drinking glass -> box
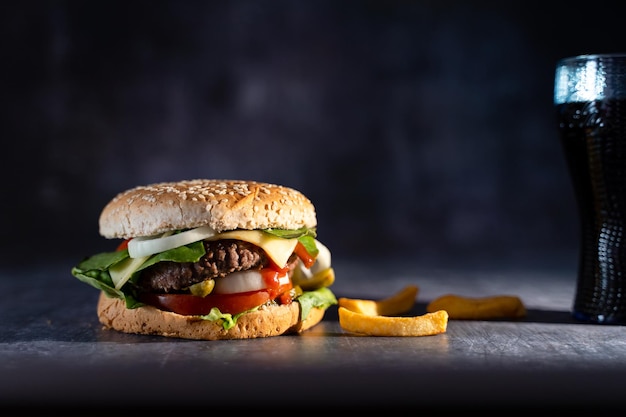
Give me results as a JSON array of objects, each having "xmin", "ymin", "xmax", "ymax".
[{"xmin": 554, "ymin": 53, "xmax": 626, "ymax": 324}]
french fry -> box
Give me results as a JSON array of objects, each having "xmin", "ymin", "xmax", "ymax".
[
  {"xmin": 338, "ymin": 307, "xmax": 448, "ymax": 337},
  {"xmin": 337, "ymin": 297, "xmax": 379, "ymax": 316},
  {"xmin": 338, "ymin": 285, "xmax": 419, "ymax": 316},
  {"xmin": 426, "ymin": 294, "xmax": 526, "ymax": 320}
]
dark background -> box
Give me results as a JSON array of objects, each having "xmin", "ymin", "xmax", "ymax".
[{"xmin": 3, "ymin": 0, "xmax": 625, "ymax": 272}]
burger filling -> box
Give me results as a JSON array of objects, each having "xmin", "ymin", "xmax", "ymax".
[
  {"xmin": 136, "ymin": 240, "xmax": 281, "ymax": 293},
  {"xmin": 71, "ymin": 228, "xmax": 337, "ymax": 330},
  {"xmin": 133, "ymin": 240, "xmax": 300, "ymax": 316}
]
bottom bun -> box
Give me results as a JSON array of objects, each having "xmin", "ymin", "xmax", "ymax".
[{"xmin": 96, "ymin": 292, "xmax": 326, "ymax": 340}]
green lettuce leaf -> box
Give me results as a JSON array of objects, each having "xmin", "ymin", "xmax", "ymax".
[
  {"xmin": 263, "ymin": 227, "xmax": 316, "ymax": 239},
  {"xmin": 71, "ymin": 250, "xmax": 128, "ymax": 300},
  {"xmin": 127, "ymin": 241, "xmax": 205, "ymax": 280},
  {"xmin": 296, "ymin": 287, "xmax": 338, "ymax": 321},
  {"xmin": 70, "ymin": 241, "xmax": 206, "ymax": 305},
  {"xmin": 200, "ymin": 307, "xmax": 237, "ymax": 329}
]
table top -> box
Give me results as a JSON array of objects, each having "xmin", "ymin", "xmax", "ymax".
[{"xmin": 2, "ymin": 258, "xmax": 626, "ymax": 412}]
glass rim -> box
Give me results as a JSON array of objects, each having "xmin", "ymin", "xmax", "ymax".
[
  {"xmin": 558, "ymin": 53, "xmax": 626, "ymax": 65},
  {"xmin": 555, "ymin": 53, "xmax": 626, "ymax": 104}
]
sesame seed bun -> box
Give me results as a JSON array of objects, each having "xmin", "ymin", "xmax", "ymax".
[
  {"xmin": 96, "ymin": 292, "xmax": 326, "ymax": 340},
  {"xmin": 99, "ymin": 179, "xmax": 317, "ymax": 239}
]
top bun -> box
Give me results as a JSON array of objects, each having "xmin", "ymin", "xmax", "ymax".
[{"xmin": 99, "ymin": 179, "xmax": 317, "ymax": 239}]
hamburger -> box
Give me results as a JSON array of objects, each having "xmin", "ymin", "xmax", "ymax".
[{"xmin": 71, "ymin": 179, "xmax": 337, "ymax": 340}]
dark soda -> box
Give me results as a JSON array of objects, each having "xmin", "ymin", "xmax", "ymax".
[{"xmin": 556, "ymin": 99, "xmax": 626, "ymax": 324}]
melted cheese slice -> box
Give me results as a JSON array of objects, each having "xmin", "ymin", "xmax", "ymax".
[{"xmin": 207, "ymin": 230, "xmax": 298, "ymax": 268}]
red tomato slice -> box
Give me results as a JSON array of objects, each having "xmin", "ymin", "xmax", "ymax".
[
  {"xmin": 139, "ymin": 281, "xmax": 294, "ymax": 316},
  {"xmin": 139, "ymin": 291, "xmax": 271, "ymax": 316}
]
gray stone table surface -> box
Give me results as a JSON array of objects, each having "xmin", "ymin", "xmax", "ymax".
[{"xmin": 2, "ymin": 259, "xmax": 625, "ymax": 412}]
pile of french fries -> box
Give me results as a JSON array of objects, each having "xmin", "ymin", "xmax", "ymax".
[
  {"xmin": 338, "ymin": 285, "xmax": 526, "ymax": 337},
  {"xmin": 338, "ymin": 285, "xmax": 448, "ymax": 337}
]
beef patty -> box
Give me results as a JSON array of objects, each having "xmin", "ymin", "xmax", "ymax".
[{"xmin": 135, "ymin": 239, "xmax": 297, "ymax": 293}]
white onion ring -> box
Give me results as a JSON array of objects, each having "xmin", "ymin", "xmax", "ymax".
[
  {"xmin": 127, "ymin": 226, "xmax": 217, "ymax": 258},
  {"xmin": 213, "ymin": 270, "xmax": 290, "ymax": 294}
]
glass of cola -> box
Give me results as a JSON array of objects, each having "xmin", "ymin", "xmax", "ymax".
[{"xmin": 555, "ymin": 53, "xmax": 626, "ymax": 324}]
